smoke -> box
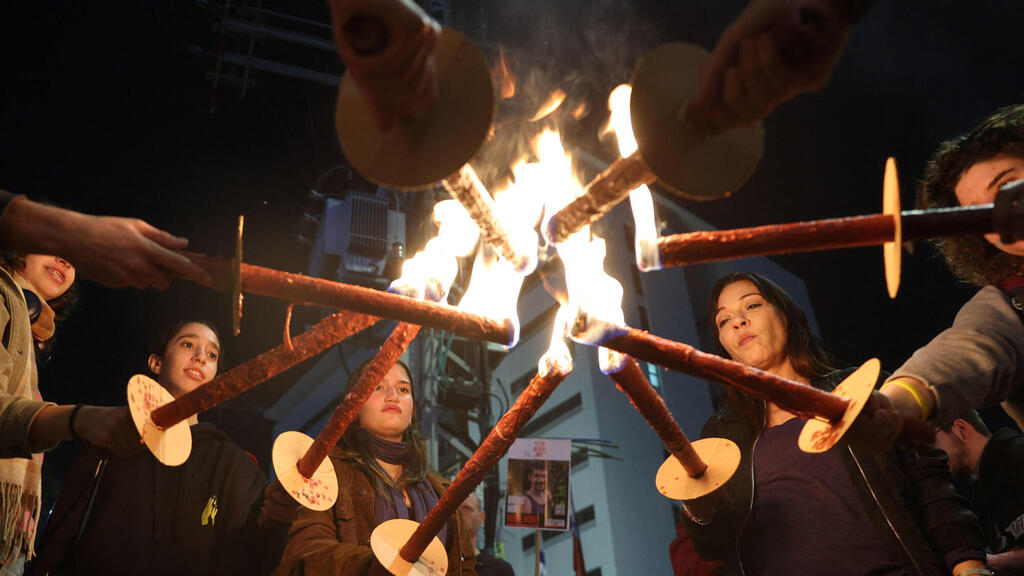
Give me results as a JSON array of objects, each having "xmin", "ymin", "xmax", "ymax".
[{"xmin": 455, "ymin": 0, "xmax": 667, "ymax": 192}]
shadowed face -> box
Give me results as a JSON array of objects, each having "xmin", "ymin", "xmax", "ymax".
[
  {"xmin": 357, "ymin": 364, "xmax": 414, "ymax": 442},
  {"xmin": 955, "ymin": 155, "xmax": 1024, "ymax": 256}
]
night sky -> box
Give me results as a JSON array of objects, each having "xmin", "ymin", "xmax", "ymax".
[{"xmin": 2, "ymin": 0, "xmax": 1023, "ymax": 457}]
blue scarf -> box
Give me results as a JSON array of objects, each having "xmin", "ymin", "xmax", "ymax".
[{"xmin": 360, "ymin": 428, "xmax": 448, "ymax": 545}]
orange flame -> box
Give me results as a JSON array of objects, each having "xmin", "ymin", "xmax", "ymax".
[
  {"xmin": 530, "ymin": 89, "xmax": 566, "ymax": 122},
  {"xmin": 608, "ymin": 84, "xmax": 660, "ymax": 271},
  {"xmin": 496, "ymin": 47, "xmax": 516, "ymax": 100}
]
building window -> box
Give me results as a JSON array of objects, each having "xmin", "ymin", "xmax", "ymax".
[{"xmin": 646, "ymin": 362, "xmax": 661, "ymax": 389}]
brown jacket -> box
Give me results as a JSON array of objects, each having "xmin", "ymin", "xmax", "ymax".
[{"xmin": 274, "ymin": 446, "xmax": 476, "ymax": 576}]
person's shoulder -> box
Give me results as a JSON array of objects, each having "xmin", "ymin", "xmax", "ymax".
[{"xmin": 961, "ymin": 284, "xmax": 1018, "ymax": 317}]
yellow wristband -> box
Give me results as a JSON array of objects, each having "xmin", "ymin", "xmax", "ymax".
[{"xmin": 881, "ymin": 379, "xmax": 930, "ymax": 421}]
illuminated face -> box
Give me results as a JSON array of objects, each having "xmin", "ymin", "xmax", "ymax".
[
  {"xmin": 148, "ymin": 322, "xmax": 220, "ymax": 398},
  {"xmin": 22, "ymin": 255, "xmax": 76, "ymax": 301},
  {"xmin": 954, "ymin": 155, "xmax": 1024, "ymax": 256},
  {"xmin": 357, "ymin": 364, "xmax": 414, "ymax": 442},
  {"xmin": 529, "ymin": 468, "xmax": 547, "ymax": 492},
  {"xmin": 714, "ymin": 280, "xmax": 789, "ymax": 371}
]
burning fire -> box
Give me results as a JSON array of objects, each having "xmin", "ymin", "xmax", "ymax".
[
  {"xmin": 607, "ymin": 84, "xmax": 661, "ymax": 271},
  {"xmin": 389, "ymin": 199, "xmax": 479, "ymax": 302},
  {"xmin": 534, "ymin": 129, "xmax": 628, "ymax": 374}
]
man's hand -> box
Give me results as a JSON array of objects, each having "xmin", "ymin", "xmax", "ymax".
[
  {"xmin": 689, "ymin": 0, "xmax": 850, "ymax": 132},
  {"xmin": 0, "ymin": 196, "xmax": 211, "ymax": 290},
  {"xmin": 329, "ymin": 0, "xmax": 441, "ymax": 131}
]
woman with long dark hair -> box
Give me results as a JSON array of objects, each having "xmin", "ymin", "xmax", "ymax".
[
  {"xmin": 275, "ymin": 360, "xmax": 475, "ymax": 576},
  {"xmin": 673, "ymin": 272, "xmax": 988, "ymax": 576}
]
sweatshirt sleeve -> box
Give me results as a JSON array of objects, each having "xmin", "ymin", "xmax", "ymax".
[
  {"xmin": 897, "ymin": 446, "xmax": 986, "ymax": 572},
  {"xmin": 888, "ymin": 286, "xmax": 1024, "ymax": 423}
]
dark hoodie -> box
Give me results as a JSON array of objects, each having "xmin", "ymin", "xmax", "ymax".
[
  {"xmin": 30, "ymin": 422, "xmax": 288, "ymax": 575},
  {"xmin": 975, "ymin": 427, "xmax": 1024, "ymax": 552}
]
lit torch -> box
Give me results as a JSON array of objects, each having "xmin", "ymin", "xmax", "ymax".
[
  {"xmin": 369, "ymin": 308, "xmax": 575, "ymax": 576},
  {"xmin": 270, "ymin": 198, "xmax": 484, "ymax": 511}
]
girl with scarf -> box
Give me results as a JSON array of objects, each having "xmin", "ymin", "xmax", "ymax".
[
  {"xmin": 0, "ymin": 253, "xmax": 138, "ymax": 573},
  {"xmin": 275, "ymin": 360, "xmax": 475, "ymax": 576}
]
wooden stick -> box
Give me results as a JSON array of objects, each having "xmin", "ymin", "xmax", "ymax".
[
  {"xmin": 545, "ymin": 152, "xmax": 656, "ymax": 244},
  {"xmin": 572, "ymin": 314, "xmax": 847, "ymax": 422},
  {"xmin": 607, "ymin": 357, "xmax": 706, "ymax": 477},
  {"xmin": 151, "ymin": 310, "xmax": 379, "ymax": 429},
  {"xmin": 184, "ymin": 252, "xmax": 516, "ymax": 346},
  {"xmin": 296, "ymin": 322, "xmax": 421, "ymax": 479},
  {"xmin": 397, "ymin": 364, "xmax": 571, "ymax": 562},
  {"xmin": 443, "ymin": 164, "xmax": 534, "ymax": 273},
  {"xmin": 656, "ymin": 204, "xmax": 995, "ymax": 268}
]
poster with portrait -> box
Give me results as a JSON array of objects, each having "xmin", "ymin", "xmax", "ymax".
[{"xmin": 504, "ymin": 438, "xmax": 570, "ymax": 530}]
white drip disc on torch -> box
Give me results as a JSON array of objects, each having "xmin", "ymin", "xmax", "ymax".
[
  {"xmin": 272, "ymin": 431, "xmax": 339, "ymax": 511},
  {"xmin": 798, "ymin": 358, "xmax": 881, "ymax": 453},
  {"xmin": 655, "ymin": 437, "xmax": 740, "ymax": 501},
  {"xmin": 883, "ymin": 157, "xmax": 902, "ymax": 299},
  {"xmin": 371, "ymin": 519, "xmax": 448, "ymax": 576},
  {"xmin": 126, "ymin": 374, "xmax": 192, "ymax": 467}
]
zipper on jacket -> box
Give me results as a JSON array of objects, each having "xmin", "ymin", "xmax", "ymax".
[
  {"xmin": 734, "ymin": 427, "xmax": 762, "ymax": 576},
  {"xmin": 848, "ymin": 448, "xmax": 925, "ymax": 576}
]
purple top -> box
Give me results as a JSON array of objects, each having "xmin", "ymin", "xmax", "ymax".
[{"xmin": 739, "ymin": 417, "xmax": 906, "ymax": 575}]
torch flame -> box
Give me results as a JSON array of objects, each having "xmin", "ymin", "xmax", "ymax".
[
  {"xmin": 496, "ymin": 47, "xmax": 515, "ymax": 100},
  {"xmin": 389, "ymin": 200, "xmax": 479, "ymax": 302},
  {"xmin": 539, "ymin": 305, "xmax": 574, "ymax": 375},
  {"xmin": 534, "ymin": 127, "xmax": 628, "ymax": 374},
  {"xmin": 530, "ymin": 89, "xmax": 567, "ymax": 122},
  {"xmin": 457, "ymin": 244, "xmax": 523, "ymax": 348},
  {"xmin": 608, "ymin": 84, "xmax": 661, "ymax": 271}
]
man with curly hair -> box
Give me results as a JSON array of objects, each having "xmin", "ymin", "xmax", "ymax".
[{"xmin": 876, "ymin": 104, "xmax": 1024, "ymax": 430}]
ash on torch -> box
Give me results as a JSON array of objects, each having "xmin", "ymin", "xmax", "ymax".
[
  {"xmin": 272, "ymin": 322, "xmax": 422, "ymax": 512},
  {"xmin": 603, "ymin": 354, "xmax": 740, "ymax": 502},
  {"xmin": 126, "ymin": 309, "xmax": 381, "ymax": 467},
  {"xmin": 571, "ymin": 311, "xmax": 883, "ymax": 454}
]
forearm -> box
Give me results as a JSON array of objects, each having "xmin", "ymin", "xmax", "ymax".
[
  {"xmin": 27, "ymin": 404, "xmax": 78, "ymax": 451},
  {"xmin": 880, "ymin": 376, "xmax": 937, "ymax": 422},
  {"xmin": 952, "ymin": 559, "xmax": 990, "ymax": 576},
  {"xmin": 0, "ymin": 196, "xmax": 82, "ymax": 256},
  {"xmin": 988, "ymin": 549, "xmax": 1024, "ymax": 573}
]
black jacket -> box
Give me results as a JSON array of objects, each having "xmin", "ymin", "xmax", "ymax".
[
  {"xmin": 30, "ymin": 422, "xmax": 289, "ymax": 575},
  {"xmin": 677, "ymin": 369, "xmax": 986, "ymax": 576},
  {"xmin": 976, "ymin": 427, "xmax": 1024, "ymax": 552}
]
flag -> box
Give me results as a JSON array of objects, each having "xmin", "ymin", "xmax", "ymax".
[{"xmin": 571, "ymin": 497, "xmax": 585, "ymax": 576}]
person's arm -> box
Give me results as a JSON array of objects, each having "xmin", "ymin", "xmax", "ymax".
[
  {"xmin": 987, "ymin": 549, "xmax": 1024, "ymax": 574},
  {"xmin": 328, "ymin": 0, "xmax": 440, "ymax": 131},
  {"xmin": 887, "ymin": 287, "xmax": 1024, "ymax": 425},
  {"xmin": 898, "ymin": 446, "xmax": 988, "ymax": 575},
  {"xmin": 0, "ymin": 194, "xmax": 210, "ymax": 290},
  {"xmin": 28, "ymin": 404, "xmax": 142, "ymax": 458},
  {"xmin": 689, "ymin": 0, "xmax": 870, "ymax": 132}
]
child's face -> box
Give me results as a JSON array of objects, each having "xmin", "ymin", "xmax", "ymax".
[
  {"xmin": 22, "ymin": 255, "xmax": 75, "ymax": 301},
  {"xmin": 955, "ymin": 155, "xmax": 1024, "ymax": 256},
  {"xmin": 148, "ymin": 322, "xmax": 220, "ymax": 398}
]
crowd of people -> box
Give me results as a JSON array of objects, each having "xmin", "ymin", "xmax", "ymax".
[{"xmin": 2, "ymin": 0, "xmax": 1022, "ymax": 574}]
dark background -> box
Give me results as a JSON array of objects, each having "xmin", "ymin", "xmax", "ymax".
[{"xmin": 1, "ymin": 1, "xmax": 1022, "ymax": 470}]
